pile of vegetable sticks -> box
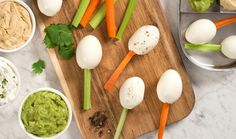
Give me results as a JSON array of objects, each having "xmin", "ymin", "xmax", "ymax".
[{"xmin": 72, "ymin": 0, "xmax": 138, "ymax": 39}]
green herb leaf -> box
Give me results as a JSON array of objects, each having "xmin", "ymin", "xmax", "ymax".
[
  {"xmin": 0, "ymin": 93, "xmax": 4, "ymax": 99},
  {"xmin": 2, "ymin": 79, "xmax": 8, "ymax": 86},
  {"xmin": 43, "ymin": 24, "xmax": 75, "ymax": 60},
  {"xmin": 68, "ymin": 23, "xmax": 74, "ymax": 30},
  {"xmin": 32, "ymin": 60, "xmax": 46, "ymax": 75},
  {"xmin": 45, "ymin": 24, "xmax": 74, "ymax": 47},
  {"xmin": 44, "ymin": 35, "xmax": 55, "ymax": 48},
  {"xmin": 58, "ymin": 45, "xmax": 75, "ymax": 59}
]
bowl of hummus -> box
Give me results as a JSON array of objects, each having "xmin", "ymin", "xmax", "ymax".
[
  {"xmin": 0, "ymin": 0, "xmax": 36, "ymax": 53},
  {"xmin": 19, "ymin": 88, "xmax": 72, "ymax": 139},
  {"xmin": 0, "ymin": 57, "xmax": 20, "ymax": 108}
]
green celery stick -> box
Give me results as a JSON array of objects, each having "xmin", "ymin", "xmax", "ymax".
[
  {"xmin": 83, "ymin": 69, "xmax": 91, "ymax": 110},
  {"xmin": 116, "ymin": 0, "xmax": 137, "ymax": 39},
  {"xmin": 72, "ymin": 0, "xmax": 90, "ymax": 27},
  {"xmin": 185, "ymin": 43, "xmax": 221, "ymax": 51},
  {"xmin": 114, "ymin": 108, "xmax": 128, "ymax": 139}
]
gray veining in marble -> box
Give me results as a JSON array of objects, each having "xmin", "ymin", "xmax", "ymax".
[{"xmin": 0, "ymin": 0, "xmax": 236, "ymax": 139}]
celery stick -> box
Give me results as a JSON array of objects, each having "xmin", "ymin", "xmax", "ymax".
[
  {"xmin": 83, "ymin": 69, "xmax": 91, "ymax": 110},
  {"xmin": 89, "ymin": 0, "xmax": 117, "ymax": 29},
  {"xmin": 116, "ymin": 0, "xmax": 137, "ymax": 40},
  {"xmin": 89, "ymin": 3, "xmax": 106, "ymax": 29},
  {"xmin": 185, "ymin": 43, "xmax": 221, "ymax": 51},
  {"xmin": 72, "ymin": 0, "xmax": 90, "ymax": 27},
  {"xmin": 114, "ymin": 108, "xmax": 128, "ymax": 139}
]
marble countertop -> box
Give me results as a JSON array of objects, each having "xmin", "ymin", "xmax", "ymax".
[{"xmin": 1, "ymin": 0, "xmax": 236, "ymax": 139}]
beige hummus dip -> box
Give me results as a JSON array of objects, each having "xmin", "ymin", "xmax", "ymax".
[
  {"xmin": 0, "ymin": 2, "xmax": 32, "ymax": 50},
  {"xmin": 221, "ymin": 0, "xmax": 236, "ymax": 10}
]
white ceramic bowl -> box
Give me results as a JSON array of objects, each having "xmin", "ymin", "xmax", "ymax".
[
  {"xmin": 0, "ymin": 0, "xmax": 36, "ymax": 53},
  {"xmin": 18, "ymin": 88, "xmax": 72, "ymax": 139},
  {"xmin": 0, "ymin": 57, "xmax": 21, "ymax": 108}
]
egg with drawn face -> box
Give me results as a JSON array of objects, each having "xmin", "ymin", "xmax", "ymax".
[
  {"xmin": 119, "ymin": 77, "xmax": 145, "ymax": 109},
  {"xmin": 128, "ymin": 25, "xmax": 160, "ymax": 55}
]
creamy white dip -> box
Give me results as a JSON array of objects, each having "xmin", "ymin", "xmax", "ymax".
[{"xmin": 0, "ymin": 59, "xmax": 19, "ymax": 106}]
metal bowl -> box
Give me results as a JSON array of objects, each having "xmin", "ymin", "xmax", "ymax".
[{"xmin": 178, "ymin": 0, "xmax": 236, "ymax": 71}]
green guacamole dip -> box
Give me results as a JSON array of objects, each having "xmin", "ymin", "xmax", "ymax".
[
  {"xmin": 21, "ymin": 91, "xmax": 69, "ymax": 137},
  {"xmin": 189, "ymin": 0, "xmax": 214, "ymax": 12}
]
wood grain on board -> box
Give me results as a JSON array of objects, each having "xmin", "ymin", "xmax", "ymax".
[{"xmin": 32, "ymin": 0, "xmax": 195, "ymax": 138}]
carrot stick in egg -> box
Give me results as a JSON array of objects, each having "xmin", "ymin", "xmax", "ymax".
[
  {"xmin": 104, "ymin": 51, "xmax": 136, "ymax": 91},
  {"xmin": 158, "ymin": 103, "xmax": 170, "ymax": 139},
  {"xmin": 215, "ymin": 16, "xmax": 236, "ymax": 29}
]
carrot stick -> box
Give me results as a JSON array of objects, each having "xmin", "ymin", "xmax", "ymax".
[
  {"xmin": 215, "ymin": 16, "xmax": 236, "ymax": 29},
  {"xmin": 104, "ymin": 51, "xmax": 136, "ymax": 91},
  {"xmin": 80, "ymin": 0, "xmax": 101, "ymax": 27},
  {"xmin": 106, "ymin": 0, "xmax": 116, "ymax": 38},
  {"xmin": 158, "ymin": 103, "xmax": 170, "ymax": 139}
]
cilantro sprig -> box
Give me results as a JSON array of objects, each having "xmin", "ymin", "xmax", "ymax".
[
  {"xmin": 32, "ymin": 60, "xmax": 45, "ymax": 75},
  {"xmin": 44, "ymin": 24, "xmax": 75, "ymax": 59}
]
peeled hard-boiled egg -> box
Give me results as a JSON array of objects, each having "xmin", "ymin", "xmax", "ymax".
[
  {"xmin": 119, "ymin": 77, "xmax": 145, "ymax": 109},
  {"xmin": 185, "ymin": 19, "xmax": 217, "ymax": 44},
  {"xmin": 221, "ymin": 35, "xmax": 236, "ymax": 59},
  {"xmin": 128, "ymin": 25, "xmax": 160, "ymax": 55},
  {"xmin": 37, "ymin": 0, "xmax": 63, "ymax": 17},
  {"xmin": 156, "ymin": 69, "xmax": 183, "ymax": 104},
  {"xmin": 76, "ymin": 35, "xmax": 102, "ymax": 69}
]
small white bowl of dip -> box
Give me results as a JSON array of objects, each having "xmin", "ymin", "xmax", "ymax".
[
  {"xmin": 19, "ymin": 88, "xmax": 72, "ymax": 139},
  {"xmin": 0, "ymin": 0, "xmax": 36, "ymax": 53},
  {"xmin": 0, "ymin": 57, "xmax": 20, "ymax": 108}
]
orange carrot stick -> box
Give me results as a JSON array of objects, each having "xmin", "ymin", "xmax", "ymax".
[
  {"xmin": 104, "ymin": 51, "xmax": 136, "ymax": 91},
  {"xmin": 80, "ymin": 0, "xmax": 101, "ymax": 27},
  {"xmin": 106, "ymin": 0, "xmax": 116, "ymax": 38},
  {"xmin": 158, "ymin": 103, "xmax": 170, "ymax": 139},
  {"xmin": 215, "ymin": 16, "xmax": 236, "ymax": 29}
]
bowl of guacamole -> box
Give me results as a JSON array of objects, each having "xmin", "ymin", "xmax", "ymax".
[
  {"xmin": 19, "ymin": 88, "xmax": 72, "ymax": 139},
  {"xmin": 188, "ymin": 0, "xmax": 214, "ymax": 12}
]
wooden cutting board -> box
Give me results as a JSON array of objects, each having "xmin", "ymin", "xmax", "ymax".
[{"xmin": 32, "ymin": 0, "xmax": 195, "ymax": 138}]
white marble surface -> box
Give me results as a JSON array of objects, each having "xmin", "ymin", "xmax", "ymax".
[{"xmin": 0, "ymin": 0, "xmax": 236, "ymax": 139}]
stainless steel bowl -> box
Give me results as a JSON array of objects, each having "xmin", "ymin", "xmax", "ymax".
[{"xmin": 178, "ymin": 0, "xmax": 236, "ymax": 71}]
